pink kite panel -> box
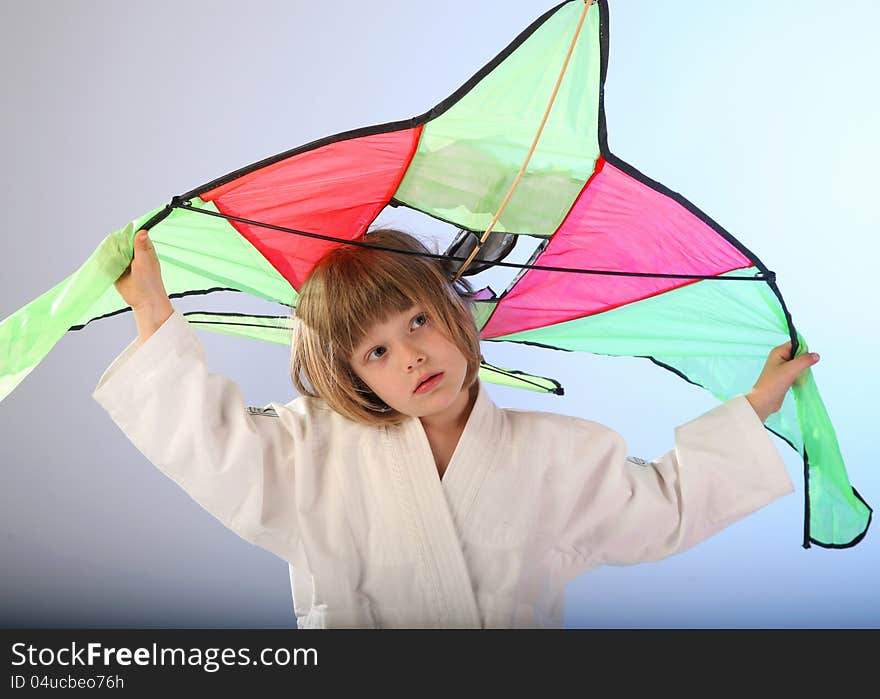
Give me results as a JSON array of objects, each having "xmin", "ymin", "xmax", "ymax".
[
  {"xmin": 480, "ymin": 157, "xmax": 753, "ymax": 339},
  {"xmin": 201, "ymin": 127, "xmax": 422, "ymax": 289}
]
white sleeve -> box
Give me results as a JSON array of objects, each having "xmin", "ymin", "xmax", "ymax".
[
  {"xmin": 91, "ymin": 309, "xmax": 300, "ymax": 564},
  {"xmin": 552, "ymin": 394, "xmax": 795, "ymax": 578}
]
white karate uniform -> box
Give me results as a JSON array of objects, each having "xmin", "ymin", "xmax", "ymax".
[{"xmin": 92, "ymin": 310, "xmax": 794, "ymax": 629}]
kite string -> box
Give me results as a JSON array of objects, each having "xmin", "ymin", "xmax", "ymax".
[{"xmin": 451, "ymin": 0, "xmax": 594, "ymax": 283}]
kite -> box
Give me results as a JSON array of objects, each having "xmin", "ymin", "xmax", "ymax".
[{"xmin": 0, "ymin": 0, "xmax": 870, "ymax": 549}]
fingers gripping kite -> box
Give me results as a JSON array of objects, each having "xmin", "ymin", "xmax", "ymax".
[{"xmin": 0, "ymin": 0, "xmax": 869, "ymax": 548}]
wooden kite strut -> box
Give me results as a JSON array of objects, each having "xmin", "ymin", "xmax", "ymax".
[{"xmin": 451, "ymin": 0, "xmax": 594, "ymax": 283}]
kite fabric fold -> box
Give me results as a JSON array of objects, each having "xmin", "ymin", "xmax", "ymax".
[{"xmin": 0, "ymin": 0, "xmax": 869, "ymax": 548}]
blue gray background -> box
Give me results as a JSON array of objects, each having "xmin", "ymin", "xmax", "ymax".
[{"xmin": 1, "ymin": 0, "xmax": 877, "ymax": 628}]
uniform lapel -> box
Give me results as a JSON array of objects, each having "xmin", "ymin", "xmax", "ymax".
[
  {"xmin": 386, "ymin": 380, "xmax": 501, "ymax": 628},
  {"xmin": 437, "ymin": 382, "xmax": 502, "ymax": 529}
]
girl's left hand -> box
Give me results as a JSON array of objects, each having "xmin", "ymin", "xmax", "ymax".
[{"xmin": 746, "ymin": 341, "xmax": 820, "ymax": 422}]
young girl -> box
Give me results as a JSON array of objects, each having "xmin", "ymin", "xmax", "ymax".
[{"xmin": 93, "ymin": 226, "xmax": 816, "ymax": 629}]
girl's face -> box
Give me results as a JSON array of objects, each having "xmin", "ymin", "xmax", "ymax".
[{"xmin": 349, "ymin": 303, "xmax": 470, "ymax": 423}]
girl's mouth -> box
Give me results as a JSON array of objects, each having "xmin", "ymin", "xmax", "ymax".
[{"xmin": 415, "ymin": 372, "xmax": 443, "ymax": 394}]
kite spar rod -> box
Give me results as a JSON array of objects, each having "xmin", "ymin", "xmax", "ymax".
[
  {"xmin": 450, "ymin": 0, "xmax": 592, "ymax": 283},
  {"xmin": 172, "ymin": 199, "xmax": 772, "ymax": 283}
]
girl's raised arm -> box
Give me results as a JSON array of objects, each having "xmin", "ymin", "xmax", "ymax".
[
  {"xmin": 549, "ymin": 394, "xmax": 795, "ymax": 582},
  {"xmin": 92, "ymin": 302, "xmax": 302, "ymax": 567}
]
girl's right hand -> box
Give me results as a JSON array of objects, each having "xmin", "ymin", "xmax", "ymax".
[{"xmin": 114, "ymin": 229, "xmax": 171, "ymax": 311}]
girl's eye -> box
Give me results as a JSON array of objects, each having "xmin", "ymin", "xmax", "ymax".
[{"xmin": 366, "ymin": 313, "xmax": 428, "ymax": 362}]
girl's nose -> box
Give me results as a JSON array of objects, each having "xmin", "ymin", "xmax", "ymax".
[{"xmin": 406, "ymin": 350, "xmax": 425, "ymax": 370}]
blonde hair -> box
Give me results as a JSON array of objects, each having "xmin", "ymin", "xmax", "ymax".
[{"xmin": 289, "ymin": 227, "xmax": 483, "ymax": 427}]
